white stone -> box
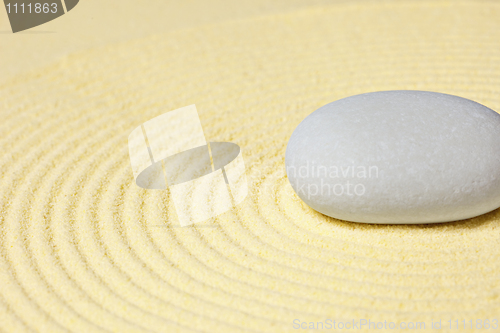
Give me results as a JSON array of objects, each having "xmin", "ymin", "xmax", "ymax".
[{"xmin": 285, "ymin": 90, "xmax": 500, "ymax": 224}]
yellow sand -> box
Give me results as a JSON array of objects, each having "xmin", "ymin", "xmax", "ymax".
[{"xmin": 1, "ymin": 0, "xmax": 500, "ymax": 332}]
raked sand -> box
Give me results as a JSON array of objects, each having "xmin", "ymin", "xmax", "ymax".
[{"xmin": 1, "ymin": 1, "xmax": 500, "ymax": 332}]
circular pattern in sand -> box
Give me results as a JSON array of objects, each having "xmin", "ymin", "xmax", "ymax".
[{"xmin": 1, "ymin": 1, "xmax": 500, "ymax": 332}]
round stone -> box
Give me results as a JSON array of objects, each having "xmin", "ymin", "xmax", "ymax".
[{"xmin": 285, "ymin": 90, "xmax": 500, "ymax": 224}]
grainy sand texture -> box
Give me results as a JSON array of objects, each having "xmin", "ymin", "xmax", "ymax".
[{"xmin": 1, "ymin": 1, "xmax": 500, "ymax": 332}]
